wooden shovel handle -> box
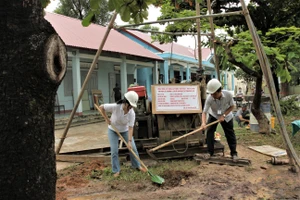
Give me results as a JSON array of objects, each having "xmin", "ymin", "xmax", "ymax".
[
  {"xmin": 149, "ymin": 120, "xmax": 220, "ymax": 153},
  {"xmin": 94, "ymin": 104, "xmax": 148, "ymax": 171}
]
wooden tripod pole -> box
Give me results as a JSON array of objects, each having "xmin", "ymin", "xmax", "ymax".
[
  {"xmin": 195, "ymin": 1, "xmax": 202, "ymax": 70},
  {"xmin": 207, "ymin": 0, "xmax": 220, "ymax": 81},
  {"xmin": 55, "ymin": 12, "xmax": 118, "ymax": 154},
  {"xmin": 240, "ymin": 0, "xmax": 300, "ymax": 171}
]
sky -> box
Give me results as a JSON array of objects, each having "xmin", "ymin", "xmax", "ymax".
[{"xmin": 44, "ymin": 0, "xmax": 209, "ymax": 48}]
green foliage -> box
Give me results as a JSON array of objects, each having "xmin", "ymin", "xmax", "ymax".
[
  {"xmin": 235, "ymin": 68, "xmax": 255, "ymax": 83},
  {"xmin": 217, "ymin": 28, "xmax": 300, "ymax": 83},
  {"xmin": 279, "ymin": 96, "xmax": 300, "ymax": 116},
  {"xmin": 108, "ymin": 0, "xmax": 155, "ymax": 24},
  {"xmin": 212, "ymin": 0, "xmax": 300, "ymax": 35},
  {"xmin": 40, "ymin": 0, "xmax": 51, "ymax": 8},
  {"xmin": 140, "ymin": 24, "xmax": 160, "ymax": 31},
  {"xmin": 151, "ymin": 0, "xmax": 210, "ymax": 44},
  {"xmin": 54, "ymin": 0, "xmax": 111, "ymax": 26}
]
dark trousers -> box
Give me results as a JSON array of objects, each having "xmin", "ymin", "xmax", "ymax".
[{"xmin": 206, "ymin": 115, "xmax": 237, "ymax": 156}]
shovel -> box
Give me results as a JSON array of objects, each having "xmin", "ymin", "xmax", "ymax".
[
  {"xmin": 94, "ymin": 104, "xmax": 165, "ymax": 185},
  {"xmin": 147, "ymin": 120, "xmax": 220, "ymax": 156}
]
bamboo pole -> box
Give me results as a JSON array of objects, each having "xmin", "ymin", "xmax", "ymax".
[
  {"xmin": 240, "ymin": 0, "xmax": 300, "ymax": 171},
  {"xmin": 117, "ymin": 27, "xmax": 212, "ymax": 36},
  {"xmin": 118, "ymin": 11, "xmax": 243, "ymax": 28},
  {"xmin": 55, "ymin": 12, "xmax": 118, "ymax": 154},
  {"xmin": 207, "ymin": 0, "xmax": 220, "ymax": 81},
  {"xmin": 195, "ymin": 1, "xmax": 202, "ymax": 70}
]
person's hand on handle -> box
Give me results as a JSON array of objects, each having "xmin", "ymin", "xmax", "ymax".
[
  {"xmin": 219, "ymin": 115, "xmax": 225, "ymax": 122},
  {"xmin": 106, "ymin": 119, "xmax": 111, "ymax": 125},
  {"xmin": 200, "ymin": 122, "xmax": 207, "ymax": 131}
]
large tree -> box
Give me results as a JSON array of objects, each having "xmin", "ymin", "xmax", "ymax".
[
  {"xmin": 211, "ymin": 0, "xmax": 300, "ymax": 98},
  {"xmin": 54, "ymin": 0, "xmax": 112, "ymax": 25},
  {"xmin": 0, "ymin": 0, "xmax": 66, "ymax": 199},
  {"xmin": 217, "ymin": 27, "xmax": 300, "ymax": 133},
  {"xmin": 152, "ymin": 0, "xmax": 300, "ymax": 133},
  {"xmin": 212, "ymin": 0, "xmax": 300, "ymax": 35}
]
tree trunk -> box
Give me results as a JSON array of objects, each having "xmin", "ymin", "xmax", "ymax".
[
  {"xmin": 280, "ymin": 82, "xmax": 289, "ymax": 97},
  {"xmin": 272, "ymin": 71, "xmax": 280, "ymax": 99},
  {"xmin": 251, "ymin": 76, "xmax": 270, "ymax": 134},
  {"xmin": 221, "ymin": 40, "xmax": 271, "ymax": 134},
  {"xmin": 0, "ymin": 1, "xmax": 67, "ymax": 199}
]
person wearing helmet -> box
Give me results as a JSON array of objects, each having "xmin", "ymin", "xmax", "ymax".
[
  {"xmin": 200, "ymin": 79, "xmax": 238, "ymax": 162},
  {"xmin": 100, "ymin": 91, "xmax": 146, "ymax": 177}
]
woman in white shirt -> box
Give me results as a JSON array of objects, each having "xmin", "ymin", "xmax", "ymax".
[{"xmin": 100, "ymin": 91, "xmax": 146, "ymax": 177}]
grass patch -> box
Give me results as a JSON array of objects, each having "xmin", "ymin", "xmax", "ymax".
[
  {"xmin": 97, "ymin": 159, "xmax": 198, "ymax": 183},
  {"xmin": 215, "ymin": 116, "xmax": 300, "ymax": 155}
]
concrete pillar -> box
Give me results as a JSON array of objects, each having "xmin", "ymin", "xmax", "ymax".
[
  {"xmin": 186, "ymin": 64, "xmax": 190, "ymax": 82},
  {"xmin": 120, "ymin": 56, "xmax": 128, "ymax": 94},
  {"xmin": 71, "ymin": 50, "xmax": 82, "ymax": 114},
  {"xmin": 163, "ymin": 60, "xmax": 169, "ymax": 83},
  {"xmin": 169, "ymin": 65, "xmax": 174, "ymax": 79},
  {"xmin": 153, "ymin": 61, "xmax": 159, "ymax": 85},
  {"xmin": 134, "ymin": 64, "xmax": 137, "ymax": 79},
  {"xmin": 180, "ymin": 66, "xmax": 184, "ymax": 81},
  {"xmin": 138, "ymin": 68, "xmax": 152, "ymax": 97}
]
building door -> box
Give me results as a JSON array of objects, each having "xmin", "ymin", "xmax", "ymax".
[
  {"xmin": 81, "ymin": 70, "xmax": 98, "ymax": 110},
  {"xmin": 109, "ymin": 73, "xmax": 134, "ymax": 102},
  {"xmin": 109, "ymin": 72, "xmax": 117, "ymax": 103}
]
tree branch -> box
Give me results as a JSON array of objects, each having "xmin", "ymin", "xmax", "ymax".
[{"xmin": 216, "ymin": 39, "xmax": 261, "ymax": 78}]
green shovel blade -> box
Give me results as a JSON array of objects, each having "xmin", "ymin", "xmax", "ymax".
[{"xmin": 148, "ymin": 171, "xmax": 165, "ymax": 185}]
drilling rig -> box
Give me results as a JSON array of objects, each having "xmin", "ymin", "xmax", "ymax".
[{"xmin": 127, "ymin": 84, "xmax": 224, "ymax": 159}]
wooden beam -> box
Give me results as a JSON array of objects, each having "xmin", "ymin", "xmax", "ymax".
[
  {"xmin": 207, "ymin": 0, "xmax": 220, "ymax": 81},
  {"xmin": 56, "ymin": 154, "xmax": 126, "ymax": 163}
]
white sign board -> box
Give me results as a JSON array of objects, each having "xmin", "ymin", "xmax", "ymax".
[{"xmin": 151, "ymin": 84, "xmax": 202, "ymax": 114}]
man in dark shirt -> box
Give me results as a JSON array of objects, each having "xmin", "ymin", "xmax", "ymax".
[
  {"xmin": 235, "ymin": 104, "xmax": 250, "ymax": 127},
  {"xmin": 111, "ymin": 83, "xmax": 121, "ymax": 102}
]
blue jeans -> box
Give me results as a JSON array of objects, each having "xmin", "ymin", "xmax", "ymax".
[{"xmin": 108, "ymin": 128, "xmax": 141, "ymax": 173}]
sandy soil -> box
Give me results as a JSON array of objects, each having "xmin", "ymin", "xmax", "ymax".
[{"xmin": 56, "ymin": 144, "xmax": 300, "ymax": 200}]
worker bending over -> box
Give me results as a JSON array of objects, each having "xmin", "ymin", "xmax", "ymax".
[
  {"xmin": 100, "ymin": 91, "xmax": 146, "ymax": 177},
  {"xmin": 200, "ymin": 79, "xmax": 238, "ymax": 162}
]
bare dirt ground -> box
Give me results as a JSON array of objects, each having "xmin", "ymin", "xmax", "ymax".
[{"xmin": 56, "ymin": 144, "xmax": 300, "ymax": 200}]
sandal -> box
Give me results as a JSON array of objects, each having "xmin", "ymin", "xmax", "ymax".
[
  {"xmin": 113, "ymin": 172, "xmax": 120, "ymax": 177},
  {"xmin": 139, "ymin": 167, "xmax": 147, "ymax": 173}
]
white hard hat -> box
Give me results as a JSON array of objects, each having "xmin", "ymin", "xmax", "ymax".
[
  {"xmin": 207, "ymin": 79, "xmax": 222, "ymax": 94},
  {"xmin": 124, "ymin": 91, "xmax": 138, "ymax": 108}
]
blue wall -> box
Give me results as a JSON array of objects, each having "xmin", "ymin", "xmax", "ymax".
[{"xmin": 137, "ymin": 68, "xmax": 153, "ymax": 97}]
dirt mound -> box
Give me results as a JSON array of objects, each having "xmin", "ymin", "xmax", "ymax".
[
  {"xmin": 161, "ymin": 170, "xmax": 195, "ymax": 188},
  {"xmin": 56, "ymin": 161, "xmax": 107, "ymax": 200}
]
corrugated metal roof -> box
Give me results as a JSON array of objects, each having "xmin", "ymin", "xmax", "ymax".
[
  {"xmin": 125, "ymin": 30, "xmax": 212, "ymax": 60},
  {"xmin": 44, "ymin": 12, "xmax": 163, "ymax": 61}
]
